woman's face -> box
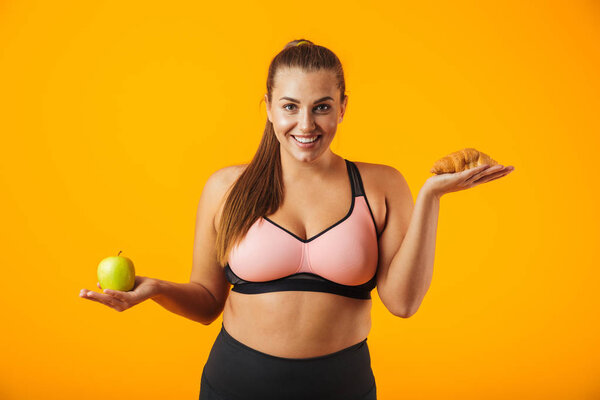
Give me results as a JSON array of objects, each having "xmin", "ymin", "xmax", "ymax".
[{"xmin": 265, "ymin": 68, "xmax": 347, "ymax": 162}]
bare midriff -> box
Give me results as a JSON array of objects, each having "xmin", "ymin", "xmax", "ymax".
[{"xmin": 222, "ymin": 290, "xmax": 372, "ymax": 359}]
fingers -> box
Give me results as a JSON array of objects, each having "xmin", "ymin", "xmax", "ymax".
[
  {"xmin": 464, "ymin": 164, "xmax": 495, "ymax": 184},
  {"xmin": 467, "ymin": 164, "xmax": 493, "ymax": 177},
  {"xmin": 79, "ymin": 288, "xmax": 129, "ymax": 312},
  {"xmin": 472, "ymin": 165, "xmax": 514, "ymax": 185}
]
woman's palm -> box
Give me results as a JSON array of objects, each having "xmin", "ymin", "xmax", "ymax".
[{"xmin": 79, "ymin": 275, "xmax": 157, "ymax": 312}]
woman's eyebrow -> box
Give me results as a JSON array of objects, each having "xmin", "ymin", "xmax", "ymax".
[{"xmin": 279, "ymin": 96, "xmax": 334, "ymax": 103}]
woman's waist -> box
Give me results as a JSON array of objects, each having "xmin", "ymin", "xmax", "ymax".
[{"xmin": 222, "ymin": 291, "xmax": 372, "ymax": 358}]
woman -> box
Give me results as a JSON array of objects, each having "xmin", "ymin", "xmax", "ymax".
[{"xmin": 79, "ymin": 39, "xmax": 514, "ymax": 399}]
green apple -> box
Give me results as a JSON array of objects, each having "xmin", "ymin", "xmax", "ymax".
[{"xmin": 97, "ymin": 250, "xmax": 135, "ymax": 291}]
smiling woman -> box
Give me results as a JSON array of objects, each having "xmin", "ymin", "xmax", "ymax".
[
  {"xmin": 77, "ymin": 35, "xmax": 514, "ymax": 400},
  {"xmin": 263, "ymin": 67, "xmax": 347, "ymax": 160},
  {"xmin": 197, "ymin": 38, "xmax": 379, "ymax": 400}
]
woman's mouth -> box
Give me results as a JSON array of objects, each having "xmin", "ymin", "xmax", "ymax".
[{"xmin": 291, "ymin": 135, "xmax": 321, "ymax": 148}]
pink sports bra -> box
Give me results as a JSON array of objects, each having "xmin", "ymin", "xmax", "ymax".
[{"xmin": 224, "ymin": 159, "xmax": 380, "ymax": 300}]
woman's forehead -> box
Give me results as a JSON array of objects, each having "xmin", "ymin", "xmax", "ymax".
[
  {"xmin": 273, "ymin": 69, "xmax": 338, "ymax": 95},
  {"xmin": 276, "ymin": 67, "xmax": 335, "ymax": 80}
]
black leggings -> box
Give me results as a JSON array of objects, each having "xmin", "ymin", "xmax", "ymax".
[{"xmin": 199, "ymin": 322, "xmax": 377, "ymax": 400}]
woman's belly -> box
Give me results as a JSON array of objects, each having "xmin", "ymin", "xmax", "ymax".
[{"xmin": 222, "ymin": 290, "xmax": 372, "ymax": 358}]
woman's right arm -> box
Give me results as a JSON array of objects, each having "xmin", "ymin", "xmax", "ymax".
[
  {"xmin": 150, "ymin": 279, "xmax": 220, "ymax": 325},
  {"xmin": 81, "ymin": 167, "xmax": 234, "ymax": 325}
]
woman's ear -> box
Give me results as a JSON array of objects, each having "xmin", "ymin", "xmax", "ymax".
[
  {"xmin": 265, "ymin": 93, "xmax": 272, "ymax": 123},
  {"xmin": 339, "ymin": 94, "xmax": 348, "ymax": 123}
]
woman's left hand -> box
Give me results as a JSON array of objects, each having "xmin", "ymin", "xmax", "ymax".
[{"xmin": 424, "ymin": 164, "xmax": 515, "ymax": 198}]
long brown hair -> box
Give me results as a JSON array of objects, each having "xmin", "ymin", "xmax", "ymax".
[{"xmin": 214, "ymin": 38, "xmax": 347, "ymax": 267}]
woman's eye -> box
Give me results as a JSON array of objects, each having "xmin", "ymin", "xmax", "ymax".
[{"xmin": 283, "ymin": 104, "xmax": 330, "ymax": 112}]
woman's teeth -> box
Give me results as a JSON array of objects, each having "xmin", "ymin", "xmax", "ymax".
[{"xmin": 292, "ymin": 135, "xmax": 319, "ymax": 143}]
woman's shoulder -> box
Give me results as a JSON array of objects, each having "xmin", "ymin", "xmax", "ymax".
[
  {"xmin": 209, "ymin": 163, "xmax": 249, "ymax": 185},
  {"xmin": 352, "ymin": 160, "xmax": 409, "ymax": 205},
  {"xmin": 205, "ymin": 164, "xmax": 249, "ymax": 206},
  {"xmin": 207, "ymin": 163, "xmax": 249, "ymax": 231},
  {"xmin": 352, "ymin": 160, "xmax": 404, "ymax": 185}
]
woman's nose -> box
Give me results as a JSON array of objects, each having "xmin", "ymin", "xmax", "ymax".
[{"xmin": 299, "ymin": 110, "xmax": 315, "ymax": 132}]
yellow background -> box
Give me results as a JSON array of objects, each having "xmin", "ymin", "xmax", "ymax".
[{"xmin": 1, "ymin": 0, "xmax": 599, "ymax": 398}]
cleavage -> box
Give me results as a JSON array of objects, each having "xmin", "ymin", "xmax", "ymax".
[{"xmin": 265, "ymin": 188, "xmax": 352, "ymax": 241}]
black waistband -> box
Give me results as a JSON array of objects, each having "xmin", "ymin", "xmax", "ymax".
[{"xmin": 219, "ymin": 322, "xmax": 368, "ymax": 362}]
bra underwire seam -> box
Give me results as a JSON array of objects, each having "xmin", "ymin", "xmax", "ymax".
[{"xmin": 294, "ymin": 241, "xmax": 306, "ymax": 275}]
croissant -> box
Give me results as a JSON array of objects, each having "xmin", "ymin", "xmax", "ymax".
[{"xmin": 430, "ymin": 148, "xmax": 499, "ymax": 174}]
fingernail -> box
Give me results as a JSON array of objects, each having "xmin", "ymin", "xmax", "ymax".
[{"xmin": 87, "ymin": 292, "xmax": 92, "ymax": 296}]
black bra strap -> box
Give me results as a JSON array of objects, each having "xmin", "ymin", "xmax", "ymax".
[{"xmin": 346, "ymin": 159, "xmax": 365, "ymax": 197}]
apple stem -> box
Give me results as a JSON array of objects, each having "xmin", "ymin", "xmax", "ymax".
[{"xmin": 118, "ymin": 250, "xmax": 122, "ymax": 256}]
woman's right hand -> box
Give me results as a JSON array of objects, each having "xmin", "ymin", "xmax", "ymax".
[{"xmin": 79, "ymin": 275, "xmax": 159, "ymax": 312}]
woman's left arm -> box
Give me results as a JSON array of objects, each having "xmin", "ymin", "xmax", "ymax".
[{"xmin": 376, "ymin": 163, "xmax": 514, "ymax": 318}]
